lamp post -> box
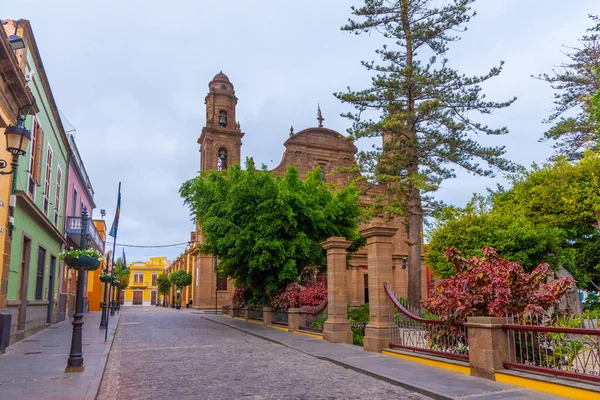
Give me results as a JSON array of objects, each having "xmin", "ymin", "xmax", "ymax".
[
  {"xmin": 99, "ymin": 253, "xmax": 110, "ymax": 329},
  {"xmin": 65, "ymin": 206, "xmax": 88, "ymax": 372}
]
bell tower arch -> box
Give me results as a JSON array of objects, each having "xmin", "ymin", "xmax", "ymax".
[{"xmin": 198, "ymin": 72, "xmax": 244, "ymax": 172}]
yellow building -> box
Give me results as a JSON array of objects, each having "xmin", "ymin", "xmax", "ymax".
[
  {"xmin": 86, "ymin": 220, "xmax": 107, "ymax": 312},
  {"xmin": 123, "ymin": 257, "xmax": 166, "ymax": 306}
]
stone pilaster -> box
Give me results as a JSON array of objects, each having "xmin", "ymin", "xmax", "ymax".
[
  {"xmin": 263, "ymin": 307, "xmax": 272, "ymax": 326},
  {"xmin": 321, "ymin": 237, "xmax": 352, "ymax": 344},
  {"xmin": 465, "ymin": 316, "xmax": 509, "ymax": 380},
  {"xmin": 288, "ymin": 308, "xmax": 300, "ymax": 332},
  {"xmin": 361, "ymin": 225, "xmax": 398, "ymax": 352}
]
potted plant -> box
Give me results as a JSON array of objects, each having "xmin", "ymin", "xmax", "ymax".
[
  {"xmin": 59, "ymin": 247, "xmax": 102, "ymax": 271},
  {"xmin": 99, "ymin": 273, "xmax": 111, "ymax": 283},
  {"xmin": 175, "ymin": 298, "xmax": 181, "ymax": 309}
]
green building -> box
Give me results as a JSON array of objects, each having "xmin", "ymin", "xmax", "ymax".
[{"xmin": 4, "ymin": 19, "xmax": 70, "ymax": 343}]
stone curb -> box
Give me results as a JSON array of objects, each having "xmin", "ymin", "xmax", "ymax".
[
  {"xmin": 86, "ymin": 313, "xmax": 121, "ymax": 400},
  {"xmin": 202, "ymin": 316, "xmax": 452, "ymax": 400}
]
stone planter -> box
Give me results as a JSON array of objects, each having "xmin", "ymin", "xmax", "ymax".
[{"xmin": 64, "ymin": 255, "xmax": 101, "ymax": 271}]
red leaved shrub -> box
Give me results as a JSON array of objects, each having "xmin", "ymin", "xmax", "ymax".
[
  {"xmin": 270, "ymin": 282, "xmax": 327, "ymax": 309},
  {"xmin": 423, "ymin": 246, "xmax": 574, "ymax": 321}
]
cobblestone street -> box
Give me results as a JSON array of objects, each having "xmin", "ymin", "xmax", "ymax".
[{"xmin": 97, "ymin": 307, "xmax": 429, "ymax": 400}]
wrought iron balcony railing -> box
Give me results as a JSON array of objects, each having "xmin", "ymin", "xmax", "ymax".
[
  {"xmin": 65, "ymin": 216, "xmax": 105, "ymax": 253},
  {"xmin": 130, "ymin": 281, "xmax": 148, "ymax": 288}
]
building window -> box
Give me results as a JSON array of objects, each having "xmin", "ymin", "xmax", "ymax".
[
  {"xmin": 54, "ymin": 168, "xmax": 62, "ymax": 225},
  {"xmin": 43, "ymin": 145, "xmax": 53, "ymax": 215},
  {"xmin": 216, "ymin": 276, "xmax": 227, "ymax": 291},
  {"xmin": 35, "ymin": 247, "xmax": 46, "ymax": 300},
  {"xmin": 151, "ymin": 273, "xmax": 157, "ymax": 286},
  {"xmin": 219, "ymin": 110, "xmax": 227, "ymax": 127},
  {"xmin": 217, "ymin": 147, "xmax": 228, "ymax": 171},
  {"xmin": 28, "ymin": 118, "xmax": 43, "ymax": 199},
  {"xmin": 72, "ymin": 188, "xmax": 78, "ymax": 216}
]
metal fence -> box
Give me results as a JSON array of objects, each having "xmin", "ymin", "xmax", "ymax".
[
  {"xmin": 385, "ymin": 282, "xmax": 469, "ymax": 362},
  {"xmin": 272, "ymin": 309, "xmax": 289, "ymax": 326},
  {"xmin": 248, "ymin": 307, "xmax": 264, "ymax": 321},
  {"xmin": 504, "ymin": 313, "xmax": 600, "ymax": 383},
  {"xmin": 299, "ymin": 301, "xmax": 328, "ymax": 333}
]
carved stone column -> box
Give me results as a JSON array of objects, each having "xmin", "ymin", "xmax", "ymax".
[
  {"xmin": 322, "ymin": 237, "xmax": 352, "ymax": 344},
  {"xmin": 361, "ymin": 225, "xmax": 398, "ymax": 352}
]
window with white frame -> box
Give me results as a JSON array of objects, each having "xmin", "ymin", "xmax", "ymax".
[
  {"xmin": 133, "ymin": 273, "xmax": 144, "ymax": 284},
  {"xmin": 54, "ymin": 167, "xmax": 62, "ymax": 225},
  {"xmin": 43, "ymin": 145, "xmax": 53, "ymax": 215}
]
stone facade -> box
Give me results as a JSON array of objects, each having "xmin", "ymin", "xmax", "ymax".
[{"xmin": 182, "ymin": 72, "xmax": 430, "ymax": 309}]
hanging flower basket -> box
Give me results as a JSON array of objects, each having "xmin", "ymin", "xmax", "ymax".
[
  {"xmin": 110, "ymin": 279, "xmax": 120, "ymax": 287},
  {"xmin": 59, "ymin": 248, "xmax": 102, "ymax": 271},
  {"xmin": 99, "ymin": 274, "xmax": 112, "ymax": 283}
]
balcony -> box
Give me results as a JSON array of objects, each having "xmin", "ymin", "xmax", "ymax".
[
  {"xmin": 130, "ymin": 281, "xmax": 148, "ymax": 288},
  {"xmin": 65, "ymin": 217, "xmax": 105, "ymax": 253}
]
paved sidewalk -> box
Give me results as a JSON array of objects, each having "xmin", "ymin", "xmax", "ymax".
[
  {"xmin": 202, "ymin": 314, "xmax": 564, "ymax": 400},
  {"xmin": 0, "ymin": 311, "xmax": 120, "ymax": 400}
]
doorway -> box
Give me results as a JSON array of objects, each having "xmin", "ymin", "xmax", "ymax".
[
  {"xmin": 150, "ymin": 291, "xmax": 157, "ymax": 305},
  {"xmin": 364, "ymin": 274, "xmax": 369, "ymax": 304},
  {"xmin": 18, "ymin": 236, "xmax": 32, "ymax": 331},
  {"xmin": 46, "ymin": 255, "xmax": 57, "ymax": 323},
  {"xmin": 132, "ymin": 291, "xmax": 143, "ymax": 305}
]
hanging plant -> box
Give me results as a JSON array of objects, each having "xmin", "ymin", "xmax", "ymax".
[
  {"xmin": 59, "ymin": 248, "xmax": 103, "ymax": 271},
  {"xmin": 99, "ymin": 273, "xmax": 112, "ymax": 283},
  {"xmin": 110, "ymin": 279, "xmax": 120, "ymax": 287}
]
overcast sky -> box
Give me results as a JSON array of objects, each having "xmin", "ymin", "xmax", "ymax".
[{"xmin": 3, "ymin": 0, "xmax": 598, "ymax": 262}]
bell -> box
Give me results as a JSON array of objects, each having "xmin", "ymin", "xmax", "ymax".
[{"xmin": 219, "ymin": 115, "xmax": 227, "ymax": 126}]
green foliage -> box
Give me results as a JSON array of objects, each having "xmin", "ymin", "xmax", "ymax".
[
  {"xmin": 113, "ymin": 258, "xmax": 130, "ymax": 292},
  {"xmin": 58, "ymin": 247, "xmax": 102, "ymax": 262},
  {"xmin": 351, "ymin": 326, "xmax": 364, "ymax": 346},
  {"xmin": 311, "ymin": 310, "xmax": 328, "ymax": 330},
  {"xmin": 584, "ymin": 294, "xmax": 600, "ymax": 312},
  {"xmin": 175, "ymin": 298, "xmax": 181, "ymax": 306},
  {"xmin": 157, "ymin": 273, "xmax": 171, "ymax": 297},
  {"xmin": 169, "ymin": 269, "xmax": 192, "ymax": 289},
  {"xmin": 427, "ymin": 153, "xmax": 600, "ymax": 288},
  {"xmin": 535, "ymin": 15, "xmax": 600, "ymax": 160},
  {"xmin": 347, "ymin": 303, "xmax": 370, "ymax": 324},
  {"xmin": 180, "ymin": 159, "xmax": 361, "ymax": 301},
  {"xmin": 336, "ymin": 0, "xmax": 516, "ymax": 307},
  {"xmin": 426, "ymin": 196, "xmax": 567, "ymax": 278}
]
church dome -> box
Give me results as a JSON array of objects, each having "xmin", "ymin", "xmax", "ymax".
[{"xmin": 212, "ymin": 71, "xmax": 230, "ymax": 83}]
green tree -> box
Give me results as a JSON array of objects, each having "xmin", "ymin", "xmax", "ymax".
[
  {"xmin": 180, "ymin": 159, "xmax": 361, "ymax": 302},
  {"xmin": 336, "ymin": 0, "xmax": 516, "ymax": 307},
  {"xmin": 168, "ymin": 270, "xmax": 192, "ymax": 298},
  {"xmin": 426, "ymin": 196, "xmax": 566, "ymax": 278},
  {"xmin": 535, "ymin": 15, "xmax": 600, "ymax": 160},
  {"xmin": 157, "ymin": 273, "xmax": 171, "ymax": 306},
  {"xmin": 113, "ymin": 258, "xmax": 130, "ymax": 293},
  {"xmin": 427, "ymin": 153, "xmax": 600, "ymax": 289}
]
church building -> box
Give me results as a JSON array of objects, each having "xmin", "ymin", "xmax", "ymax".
[{"xmin": 182, "ymin": 72, "xmax": 431, "ymax": 309}]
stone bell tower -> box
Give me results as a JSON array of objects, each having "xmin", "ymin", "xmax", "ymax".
[{"xmin": 198, "ymin": 72, "xmax": 244, "ymax": 172}]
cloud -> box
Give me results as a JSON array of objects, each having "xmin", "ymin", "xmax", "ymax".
[{"xmin": 3, "ymin": 0, "xmax": 597, "ymax": 261}]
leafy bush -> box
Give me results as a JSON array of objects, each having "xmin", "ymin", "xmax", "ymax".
[
  {"xmin": 270, "ymin": 282, "xmax": 327, "ymax": 309},
  {"xmin": 423, "ymin": 247, "xmax": 574, "ymax": 321},
  {"xmin": 584, "ymin": 293, "xmax": 600, "ymax": 311}
]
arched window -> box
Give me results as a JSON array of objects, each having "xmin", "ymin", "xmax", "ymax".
[
  {"xmin": 219, "ymin": 110, "xmax": 228, "ymax": 127},
  {"xmin": 217, "ymin": 147, "xmax": 228, "ymax": 171}
]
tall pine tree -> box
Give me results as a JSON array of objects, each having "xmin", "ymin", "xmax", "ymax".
[
  {"xmin": 535, "ymin": 15, "xmax": 600, "ymax": 160},
  {"xmin": 336, "ymin": 0, "xmax": 516, "ymax": 308}
]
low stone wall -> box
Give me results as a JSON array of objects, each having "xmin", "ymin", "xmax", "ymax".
[{"xmin": 7, "ymin": 300, "xmax": 49, "ymax": 345}]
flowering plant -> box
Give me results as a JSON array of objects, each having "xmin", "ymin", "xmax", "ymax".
[
  {"xmin": 423, "ymin": 246, "xmax": 575, "ymax": 321},
  {"xmin": 58, "ymin": 247, "xmax": 103, "ymax": 262},
  {"xmin": 270, "ymin": 282, "xmax": 327, "ymax": 309}
]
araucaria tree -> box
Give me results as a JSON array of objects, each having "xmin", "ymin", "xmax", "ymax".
[
  {"xmin": 336, "ymin": 0, "xmax": 516, "ymax": 307},
  {"xmin": 535, "ymin": 15, "xmax": 600, "ymax": 160},
  {"xmin": 180, "ymin": 159, "xmax": 361, "ymax": 303}
]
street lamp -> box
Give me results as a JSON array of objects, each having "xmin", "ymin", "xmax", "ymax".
[{"xmin": 0, "ymin": 117, "xmax": 32, "ymax": 175}]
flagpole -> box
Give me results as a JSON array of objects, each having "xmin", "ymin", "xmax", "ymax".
[{"xmin": 105, "ymin": 181, "xmax": 121, "ymax": 342}]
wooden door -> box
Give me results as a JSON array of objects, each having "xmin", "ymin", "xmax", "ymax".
[
  {"xmin": 150, "ymin": 291, "xmax": 157, "ymax": 305},
  {"xmin": 133, "ymin": 291, "xmax": 143, "ymax": 305}
]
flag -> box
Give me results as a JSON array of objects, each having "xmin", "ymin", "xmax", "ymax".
[
  {"xmin": 317, "ymin": 104, "xmax": 322, "ymax": 119},
  {"xmin": 109, "ymin": 190, "xmax": 121, "ymax": 238},
  {"xmin": 122, "ymin": 248, "xmax": 127, "ymax": 269}
]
